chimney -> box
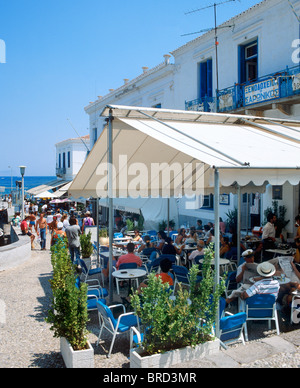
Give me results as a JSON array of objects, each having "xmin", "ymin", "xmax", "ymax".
[
  {"xmin": 164, "ymin": 54, "xmax": 171, "ymax": 65},
  {"xmin": 109, "ymin": 89, "xmax": 114, "ymax": 93},
  {"xmin": 142, "ymin": 66, "xmax": 149, "ymax": 74},
  {"xmin": 124, "ymin": 78, "xmax": 129, "ymax": 85}
]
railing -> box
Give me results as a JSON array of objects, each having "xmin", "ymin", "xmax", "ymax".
[
  {"xmin": 56, "ymin": 167, "xmax": 66, "ymax": 177},
  {"xmin": 186, "ymin": 65, "xmax": 300, "ymax": 113},
  {"xmin": 185, "ymin": 96, "xmax": 217, "ymax": 113}
]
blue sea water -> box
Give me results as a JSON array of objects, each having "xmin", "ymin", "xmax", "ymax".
[{"xmin": 0, "ymin": 176, "xmax": 56, "ymax": 196}]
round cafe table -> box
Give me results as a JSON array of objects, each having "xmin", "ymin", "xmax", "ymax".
[
  {"xmin": 198, "ymin": 258, "xmax": 230, "ymax": 273},
  {"xmin": 112, "ymin": 268, "xmax": 147, "ymax": 295}
]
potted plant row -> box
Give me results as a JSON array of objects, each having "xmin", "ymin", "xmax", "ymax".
[
  {"xmin": 130, "ymin": 244, "xmax": 226, "ymax": 368},
  {"xmin": 46, "ymin": 240, "xmax": 94, "ymax": 368}
]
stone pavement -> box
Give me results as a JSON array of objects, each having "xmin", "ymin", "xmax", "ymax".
[{"xmin": 171, "ymin": 329, "xmax": 300, "ymax": 368}]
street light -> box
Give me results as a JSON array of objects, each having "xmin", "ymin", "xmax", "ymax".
[
  {"xmin": 19, "ymin": 166, "xmax": 26, "ymax": 220},
  {"xmin": 8, "ymin": 166, "xmax": 12, "ymax": 194}
]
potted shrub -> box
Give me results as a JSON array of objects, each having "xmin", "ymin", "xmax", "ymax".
[
  {"xmin": 46, "ymin": 240, "xmax": 94, "ymax": 368},
  {"xmin": 130, "ymin": 244, "xmax": 225, "ymax": 368},
  {"xmin": 80, "ymin": 231, "xmax": 94, "ymax": 268},
  {"xmin": 99, "ymin": 227, "xmax": 109, "ymax": 246}
]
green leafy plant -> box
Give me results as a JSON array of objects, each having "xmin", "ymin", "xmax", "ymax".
[
  {"xmin": 158, "ymin": 219, "xmax": 176, "ymax": 231},
  {"xmin": 131, "ymin": 244, "xmax": 225, "ymax": 356},
  {"xmin": 80, "ymin": 231, "xmax": 93, "ymax": 258},
  {"xmin": 46, "ymin": 240, "xmax": 89, "ymax": 351},
  {"xmin": 225, "ymin": 208, "xmax": 237, "ymax": 233},
  {"xmin": 99, "ymin": 228, "xmax": 108, "ymax": 238},
  {"xmin": 126, "ymin": 218, "xmax": 134, "ymax": 231}
]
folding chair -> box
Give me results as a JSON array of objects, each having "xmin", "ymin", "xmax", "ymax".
[
  {"xmin": 96, "ymin": 300, "xmax": 140, "ymax": 358},
  {"xmin": 244, "ymin": 294, "xmax": 280, "ymax": 341},
  {"xmin": 219, "ymin": 312, "xmax": 247, "ymax": 350}
]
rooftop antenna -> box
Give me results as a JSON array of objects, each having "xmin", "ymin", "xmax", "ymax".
[
  {"xmin": 183, "ymin": 0, "xmax": 239, "ymax": 94},
  {"xmin": 67, "ymin": 118, "xmax": 90, "ymax": 153}
]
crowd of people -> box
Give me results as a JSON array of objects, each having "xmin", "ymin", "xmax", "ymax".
[{"xmin": 17, "ymin": 201, "xmax": 95, "ymax": 265}]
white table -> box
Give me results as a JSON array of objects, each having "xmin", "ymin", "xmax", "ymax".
[
  {"xmin": 265, "ymin": 248, "xmax": 296, "ymax": 257},
  {"xmin": 112, "ymin": 268, "xmax": 147, "ymax": 295},
  {"xmin": 198, "ymin": 258, "xmax": 230, "ymax": 273}
]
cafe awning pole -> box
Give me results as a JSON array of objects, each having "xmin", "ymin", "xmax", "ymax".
[
  {"xmin": 108, "ymin": 109, "xmax": 114, "ymax": 304},
  {"xmin": 214, "ymin": 167, "xmax": 220, "ymax": 338}
]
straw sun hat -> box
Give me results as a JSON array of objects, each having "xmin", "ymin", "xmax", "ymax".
[{"xmin": 257, "ymin": 262, "xmax": 276, "ymax": 278}]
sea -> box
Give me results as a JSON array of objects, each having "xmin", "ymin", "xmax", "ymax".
[{"xmin": 0, "ymin": 176, "xmax": 56, "ymax": 196}]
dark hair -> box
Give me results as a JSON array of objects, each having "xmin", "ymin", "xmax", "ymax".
[
  {"xmin": 127, "ymin": 242, "xmax": 135, "ymax": 252},
  {"xmin": 165, "ymin": 237, "xmax": 172, "ymax": 245},
  {"xmin": 160, "ymin": 258, "xmax": 172, "ymax": 273},
  {"xmin": 295, "ymin": 215, "xmax": 300, "ymax": 222},
  {"xmin": 222, "ymin": 236, "xmax": 229, "ymax": 244},
  {"xmin": 204, "ymin": 225, "xmax": 210, "ymax": 231},
  {"xmin": 267, "ymin": 212, "xmax": 275, "ymax": 222},
  {"xmin": 158, "ymin": 230, "xmax": 167, "ymax": 240},
  {"xmin": 69, "ymin": 216, "xmax": 77, "ymax": 226}
]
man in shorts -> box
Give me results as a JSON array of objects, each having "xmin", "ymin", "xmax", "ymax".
[
  {"xmin": 20, "ymin": 216, "xmax": 35, "ymax": 249},
  {"xmin": 36, "ymin": 213, "xmax": 48, "ymax": 250}
]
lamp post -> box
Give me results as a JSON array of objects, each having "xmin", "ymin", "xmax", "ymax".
[{"xmin": 19, "ymin": 166, "xmax": 26, "ymax": 220}]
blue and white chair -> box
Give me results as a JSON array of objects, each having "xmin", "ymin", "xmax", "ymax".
[
  {"xmin": 244, "ymin": 294, "xmax": 280, "ymax": 341},
  {"xmin": 78, "ymin": 257, "xmax": 104, "ymax": 286},
  {"xmin": 219, "ymin": 312, "xmax": 247, "ymax": 349},
  {"xmin": 96, "ymin": 300, "xmax": 140, "ymax": 358}
]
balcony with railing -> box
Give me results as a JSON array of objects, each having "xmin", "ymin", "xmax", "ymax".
[
  {"xmin": 56, "ymin": 167, "xmax": 66, "ymax": 178},
  {"xmin": 185, "ymin": 65, "xmax": 300, "ymax": 115}
]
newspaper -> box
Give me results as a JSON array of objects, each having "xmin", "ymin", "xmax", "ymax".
[{"xmin": 278, "ymin": 256, "xmax": 299, "ymax": 283}]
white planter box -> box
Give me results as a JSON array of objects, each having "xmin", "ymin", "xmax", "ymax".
[
  {"xmin": 130, "ymin": 338, "xmax": 220, "ymax": 368},
  {"xmin": 60, "ymin": 337, "xmax": 94, "ymax": 368}
]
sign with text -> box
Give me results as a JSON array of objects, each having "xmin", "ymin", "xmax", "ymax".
[{"xmin": 244, "ymin": 78, "xmax": 279, "ymax": 106}]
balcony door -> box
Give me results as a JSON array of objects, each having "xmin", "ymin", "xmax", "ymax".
[
  {"xmin": 239, "ymin": 39, "xmax": 258, "ymax": 83},
  {"xmin": 199, "ymin": 59, "xmax": 213, "ymax": 99}
]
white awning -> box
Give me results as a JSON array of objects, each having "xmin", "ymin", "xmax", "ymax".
[
  {"xmin": 34, "ymin": 190, "xmax": 58, "ymax": 199},
  {"xmin": 27, "ymin": 179, "xmax": 71, "ymax": 196},
  {"xmin": 69, "ymin": 105, "xmax": 300, "ymax": 199}
]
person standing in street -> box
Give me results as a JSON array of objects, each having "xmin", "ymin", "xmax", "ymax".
[
  {"xmin": 65, "ymin": 216, "xmax": 81, "ymax": 264},
  {"xmin": 36, "ymin": 213, "xmax": 48, "ymax": 250}
]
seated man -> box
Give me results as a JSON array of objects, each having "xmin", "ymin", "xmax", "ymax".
[
  {"xmin": 226, "ymin": 249, "xmax": 258, "ymax": 304},
  {"xmin": 240, "ymin": 262, "xmax": 280, "ymax": 300},
  {"xmin": 20, "ymin": 216, "xmax": 35, "ymax": 250},
  {"xmin": 123, "ymin": 258, "xmax": 174, "ymax": 305},
  {"xmin": 115, "ymin": 242, "xmax": 142, "ymax": 270}
]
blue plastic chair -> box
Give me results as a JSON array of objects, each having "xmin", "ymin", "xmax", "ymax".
[
  {"xmin": 244, "ymin": 294, "xmax": 280, "ymax": 341},
  {"xmin": 75, "ymin": 277, "xmax": 107, "ymax": 312},
  {"xmin": 114, "ymin": 232, "xmax": 123, "ymax": 239},
  {"xmin": 78, "ymin": 258, "xmax": 104, "ymax": 286},
  {"xmin": 172, "ymin": 265, "xmax": 202, "ymax": 291},
  {"xmin": 96, "ymin": 300, "xmax": 140, "ymax": 358},
  {"xmin": 225, "ymin": 271, "xmax": 237, "ymax": 299},
  {"xmin": 219, "ymin": 312, "xmax": 247, "ymax": 349}
]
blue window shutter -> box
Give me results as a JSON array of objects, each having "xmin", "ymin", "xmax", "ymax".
[
  {"xmin": 200, "ymin": 61, "xmax": 207, "ymax": 98},
  {"xmin": 207, "ymin": 59, "xmax": 213, "ymax": 97},
  {"xmin": 238, "ymin": 45, "xmax": 246, "ymax": 83}
]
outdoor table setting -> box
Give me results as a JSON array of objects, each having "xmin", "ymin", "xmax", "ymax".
[
  {"xmin": 198, "ymin": 257, "xmax": 230, "ymax": 274},
  {"xmin": 248, "ymin": 274, "xmax": 291, "ymax": 285},
  {"xmin": 112, "ymin": 268, "xmax": 147, "ymax": 295},
  {"xmin": 265, "ymin": 243, "xmax": 296, "ymax": 257}
]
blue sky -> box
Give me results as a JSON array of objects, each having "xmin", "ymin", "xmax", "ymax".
[{"xmin": 0, "ymin": 0, "xmax": 262, "ymax": 177}]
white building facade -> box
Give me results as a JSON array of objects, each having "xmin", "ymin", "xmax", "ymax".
[
  {"xmin": 84, "ymin": 0, "xmax": 300, "ymax": 234},
  {"xmin": 55, "ymin": 136, "xmax": 90, "ymax": 182}
]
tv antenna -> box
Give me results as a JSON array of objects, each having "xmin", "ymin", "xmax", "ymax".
[
  {"xmin": 183, "ymin": 0, "xmax": 239, "ymax": 93},
  {"xmin": 67, "ymin": 118, "xmax": 90, "ymax": 153}
]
